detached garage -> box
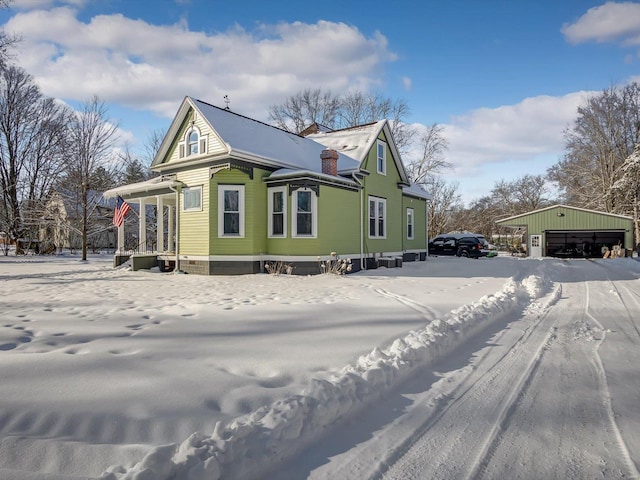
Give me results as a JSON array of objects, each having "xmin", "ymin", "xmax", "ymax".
[{"xmin": 496, "ymin": 204, "xmax": 634, "ymax": 259}]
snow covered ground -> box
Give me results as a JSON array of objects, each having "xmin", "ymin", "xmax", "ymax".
[{"xmin": 1, "ymin": 254, "xmax": 639, "ymax": 479}]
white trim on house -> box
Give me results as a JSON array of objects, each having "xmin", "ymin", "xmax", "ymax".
[
  {"xmin": 292, "ymin": 188, "xmax": 317, "ymax": 238},
  {"xmin": 103, "ymin": 175, "xmax": 182, "ymax": 198},
  {"xmin": 268, "ymin": 186, "xmax": 287, "ymax": 238},
  {"xmin": 407, "ymin": 207, "xmax": 415, "ymax": 240},
  {"xmin": 218, "ymin": 185, "xmax": 245, "ymax": 238},
  {"xmin": 179, "ymin": 253, "xmax": 368, "ymax": 262},
  {"xmin": 182, "ymin": 185, "xmax": 202, "ymax": 212},
  {"xmin": 376, "ymin": 139, "xmax": 386, "ymax": 175},
  {"xmin": 368, "ymin": 196, "xmax": 387, "ymax": 239}
]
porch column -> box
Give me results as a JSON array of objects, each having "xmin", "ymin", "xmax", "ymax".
[
  {"xmin": 139, "ymin": 198, "xmax": 146, "ymax": 252},
  {"xmin": 156, "ymin": 196, "xmax": 164, "ymax": 253},
  {"xmin": 117, "ymin": 222, "xmax": 124, "ymax": 253},
  {"xmin": 168, "ymin": 205, "xmax": 175, "ymax": 253}
]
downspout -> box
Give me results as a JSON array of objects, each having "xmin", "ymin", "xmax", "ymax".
[
  {"xmin": 352, "ymin": 172, "xmax": 365, "ymax": 270},
  {"xmin": 169, "ymin": 185, "xmax": 180, "ymax": 273},
  {"xmin": 426, "ymin": 198, "xmax": 431, "ymax": 258}
]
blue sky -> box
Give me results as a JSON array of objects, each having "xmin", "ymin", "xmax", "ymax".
[{"xmin": 2, "ymin": 0, "xmax": 640, "ymax": 203}]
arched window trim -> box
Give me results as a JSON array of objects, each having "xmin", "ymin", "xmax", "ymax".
[{"xmin": 186, "ymin": 127, "xmax": 200, "ymax": 156}]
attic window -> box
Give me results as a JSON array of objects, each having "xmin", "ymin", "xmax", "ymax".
[
  {"xmin": 377, "ymin": 140, "xmax": 386, "ymax": 175},
  {"xmin": 188, "ymin": 130, "xmax": 199, "ymax": 156},
  {"xmin": 178, "ymin": 127, "xmax": 207, "ymax": 158}
]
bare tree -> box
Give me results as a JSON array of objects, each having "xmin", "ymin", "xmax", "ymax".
[
  {"xmin": 404, "ymin": 124, "xmax": 450, "ymax": 184},
  {"xmin": 424, "ymin": 177, "xmax": 463, "ymax": 238},
  {"xmin": 268, "ymin": 88, "xmax": 414, "ymax": 153},
  {"xmin": 0, "ymin": 66, "xmax": 71, "ymax": 254},
  {"xmin": 65, "ymin": 95, "xmax": 120, "ymax": 260},
  {"xmin": 548, "ymin": 82, "xmax": 640, "ymax": 213},
  {"xmin": 0, "ymin": 0, "xmax": 20, "ymax": 70},
  {"xmin": 611, "ymin": 144, "xmax": 640, "ymax": 249},
  {"xmin": 143, "ymin": 128, "xmax": 165, "ymax": 168},
  {"xmin": 269, "ymin": 88, "xmax": 340, "ymax": 134},
  {"xmin": 491, "ymin": 174, "xmax": 549, "ymax": 218}
]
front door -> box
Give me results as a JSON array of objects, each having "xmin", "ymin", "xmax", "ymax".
[{"xmin": 530, "ymin": 234, "xmax": 542, "ymax": 258}]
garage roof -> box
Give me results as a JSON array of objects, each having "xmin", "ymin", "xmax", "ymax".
[{"xmin": 496, "ymin": 204, "xmax": 632, "ymax": 224}]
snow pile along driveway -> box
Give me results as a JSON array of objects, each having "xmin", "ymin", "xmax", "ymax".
[{"xmin": 102, "ymin": 273, "xmax": 554, "ymax": 480}]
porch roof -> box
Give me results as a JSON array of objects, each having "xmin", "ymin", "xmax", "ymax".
[{"xmin": 103, "ymin": 176, "xmax": 183, "ymax": 199}]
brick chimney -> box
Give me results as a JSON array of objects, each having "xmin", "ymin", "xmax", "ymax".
[{"xmin": 321, "ymin": 149, "xmax": 338, "ymax": 176}]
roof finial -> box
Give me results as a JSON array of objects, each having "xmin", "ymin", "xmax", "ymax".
[{"xmin": 223, "ymin": 95, "xmax": 230, "ymax": 110}]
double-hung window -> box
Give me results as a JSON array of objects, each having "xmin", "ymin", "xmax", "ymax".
[
  {"xmin": 183, "ymin": 186, "xmax": 202, "ymax": 212},
  {"xmin": 369, "ymin": 196, "xmax": 386, "ymax": 238},
  {"xmin": 218, "ymin": 185, "xmax": 244, "ymax": 237},
  {"xmin": 188, "ymin": 130, "xmax": 199, "ymax": 155},
  {"xmin": 377, "ymin": 140, "xmax": 386, "ymax": 175},
  {"xmin": 268, "ymin": 187, "xmax": 287, "ymax": 237},
  {"xmin": 292, "ymin": 188, "xmax": 317, "ymax": 237},
  {"xmin": 407, "ymin": 208, "xmax": 414, "ymax": 239}
]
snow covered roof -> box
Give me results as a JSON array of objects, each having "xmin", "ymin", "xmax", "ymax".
[
  {"xmin": 153, "ymin": 97, "xmax": 361, "ymax": 175},
  {"xmin": 402, "ymin": 183, "xmax": 433, "ymax": 200},
  {"xmin": 103, "ymin": 175, "xmax": 182, "ymax": 199},
  {"xmin": 496, "ymin": 204, "xmax": 633, "ymax": 223},
  {"xmin": 307, "ymin": 120, "xmax": 412, "ymax": 187},
  {"xmin": 148, "ymin": 97, "xmax": 428, "ymax": 196},
  {"xmin": 266, "ymin": 168, "xmax": 359, "ymax": 188},
  {"xmin": 306, "ymin": 121, "xmax": 386, "ymax": 163}
]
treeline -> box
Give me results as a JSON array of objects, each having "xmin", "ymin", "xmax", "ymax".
[
  {"xmin": 0, "ymin": 65, "xmax": 156, "ymax": 258},
  {"xmin": 4, "ymin": 60, "xmax": 640, "ymax": 258},
  {"xmin": 428, "ymin": 83, "xmax": 640, "ymax": 245}
]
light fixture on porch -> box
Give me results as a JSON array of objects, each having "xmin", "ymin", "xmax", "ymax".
[{"xmin": 557, "ymin": 212, "xmax": 565, "ymax": 217}]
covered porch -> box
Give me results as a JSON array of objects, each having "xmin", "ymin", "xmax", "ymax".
[{"xmin": 104, "ymin": 176, "xmax": 183, "ymax": 272}]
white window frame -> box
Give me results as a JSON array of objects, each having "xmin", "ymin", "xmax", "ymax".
[
  {"xmin": 178, "ymin": 125, "xmax": 207, "ymax": 158},
  {"xmin": 182, "ymin": 186, "xmax": 202, "ymax": 212},
  {"xmin": 268, "ymin": 186, "xmax": 287, "ymax": 238},
  {"xmin": 368, "ymin": 196, "xmax": 386, "ymax": 239},
  {"xmin": 187, "ymin": 129, "xmax": 199, "ymax": 156},
  {"xmin": 407, "ymin": 207, "xmax": 414, "ymax": 240},
  {"xmin": 376, "ymin": 140, "xmax": 386, "ymax": 175},
  {"xmin": 292, "ymin": 188, "xmax": 317, "ymax": 238},
  {"xmin": 218, "ymin": 185, "xmax": 245, "ymax": 238}
]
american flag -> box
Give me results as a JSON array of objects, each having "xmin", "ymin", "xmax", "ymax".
[{"xmin": 113, "ymin": 196, "xmax": 131, "ymax": 227}]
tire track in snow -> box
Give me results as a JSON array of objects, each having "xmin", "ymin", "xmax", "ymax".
[
  {"xmin": 582, "ymin": 268, "xmax": 640, "ymax": 479},
  {"xmin": 374, "ymin": 288, "xmax": 440, "ymax": 321},
  {"xmin": 377, "ymin": 283, "xmax": 562, "ymax": 480},
  {"xmin": 607, "ymin": 282, "xmax": 640, "ymax": 339},
  {"xmin": 466, "ymin": 314, "xmax": 559, "ymax": 480}
]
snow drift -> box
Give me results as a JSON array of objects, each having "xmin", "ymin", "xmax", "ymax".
[{"xmin": 101, "ymin": 273, "xmax": 555, "ymax": 480}]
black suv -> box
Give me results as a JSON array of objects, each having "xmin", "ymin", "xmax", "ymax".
[{"xmin": 428, "ymin": 233, "xmax": 488, "ymax": 259}]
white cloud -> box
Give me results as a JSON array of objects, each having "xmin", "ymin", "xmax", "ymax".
[
  {"xmin": 402, "ymin": 76, "xmax": 412, "ymax": 91},
  {"xmin": 12, "ymin": 0, "xmax": 86, "ymax": 8},
  {"xmin": 3, "ymin": 8, "xmax": 396, "ymax": 120},
  {"xmin": 562, "ymin": 1, "xmax": 640, "ymax": 45},
  {"xmin": 435, "ymin": 92, "xmax": 593, "ymax": 178}
]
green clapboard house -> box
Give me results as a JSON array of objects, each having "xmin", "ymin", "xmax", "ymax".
[{"xmin": 105, "ymin": 96, "xmax": 432, "ymax": 275}]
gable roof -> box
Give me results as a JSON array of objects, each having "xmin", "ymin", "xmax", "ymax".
[
  {"xmin": 496, "ymin": 204, "xmax": 633, "ymax": 223},
  {"xmin": 152, "ymin": 97, "xmax": 360, "ymax": 174},
  {"xmin": 150, "ymin": 96, "xmax": 428, "ymax": 197},
  {"xmin": 306, "ymin": 121, "xmax": 410, "ymax": 184}
]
